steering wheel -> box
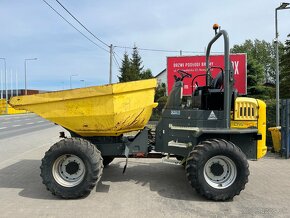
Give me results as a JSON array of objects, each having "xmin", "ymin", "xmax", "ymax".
[{"xmin": 176, "ymin": 70, "xmax": 192, "ymax": 81}]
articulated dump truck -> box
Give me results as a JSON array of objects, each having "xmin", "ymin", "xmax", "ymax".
[{"xmin": 10, "ymin": 26, "xmax": 267, "ymax": 201}]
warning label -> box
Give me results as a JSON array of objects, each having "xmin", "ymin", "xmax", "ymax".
[{"xmin": 208, "ymin": 111, "xmax": 218, "ymax": 120}]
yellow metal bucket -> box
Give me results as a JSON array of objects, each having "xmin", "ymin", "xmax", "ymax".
[{"xmin": 9, "ymin": 79, "xmax": 158, "ymax": 136}]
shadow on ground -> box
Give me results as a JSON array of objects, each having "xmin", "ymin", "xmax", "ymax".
[
  {"xmin": 0, "ymin": 160, "xmax": 54, "ymax": 200},
  {"xmin": 97, "ymin": 159, "xmax": 206, "ymax": 202},
  {"xmin": 0, "ymin": 159, "xmax": 206, "ymax": 201}
]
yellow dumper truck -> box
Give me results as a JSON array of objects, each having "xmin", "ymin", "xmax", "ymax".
[{"xmin": 10, "ymin": 26, "xmax": 266, "ymax": 201}]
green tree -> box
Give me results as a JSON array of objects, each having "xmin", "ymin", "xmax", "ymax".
[
  {"xmin": 250, "ymin": 40, "xmax": 276, "ymax": 83},
  {"xmin": 130, "ymin": 46, "xmax": 144, "ymax": 75},
  {"xmin": 140, "ymin": 69, "xmax": 153, "ymax": 79},
  {"xmin": 232, "ymin": 39, "xmax": 283, "ymax": 147},
  {"xmin": 118, "ymin": 46, "xmax": 153, "ymax": 82},
  {"xmin": 280, "ymin": 34, "xmax": 290, "ymax": 99},
  {"xmin": 231, "ymin": 39, "xmax": 277, "ymax": 99},
  {"xmin": 152, "ymin": 83, "xmax": 167, "ymax": 120},
  {"xmin": 118, "ymin": 52, "xmax": 137, "ymax": 82},
  {"xmin": 155, "ymin": 83, "xmax": 166, "ymax": 101}
]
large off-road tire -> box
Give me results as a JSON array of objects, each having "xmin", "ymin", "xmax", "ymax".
[
  {"xmin": 40, "ymin": 137, "xmax": 103, "ymax": 199},
  {"xmin": 102, "ymin": 156, "xmax": 114, "ymax": 167},
  {"xmin": 186, "ymin": 139, "xmax": 249, "ymax": 201}
]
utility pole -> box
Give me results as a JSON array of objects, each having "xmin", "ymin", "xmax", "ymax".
[{"xmin": 109, "ymin": 44, "xmax": 113, "ymax": 84}]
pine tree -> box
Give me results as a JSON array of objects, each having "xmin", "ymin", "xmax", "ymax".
[
  {"xmin": 118, "ymin": 52, "xmax": 136, "ymax": 82},
  {"xmin": 130, "ymin": 46, "xmax": 144, "ymax": 76},
  {"xmin": 118, "ymin": 46, "xmax": 153, "ymax": 82}
]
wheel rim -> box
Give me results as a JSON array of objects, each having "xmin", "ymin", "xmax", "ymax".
[
  {"xmin": 52, "ymin": 154, "xmax": 86, "ymax": 187},
  {"xmin": 203, "ymin": 155, "xmax": 237, "ymax": 189}
]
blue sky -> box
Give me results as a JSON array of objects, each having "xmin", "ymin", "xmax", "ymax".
[{"xmin": 0, "ymin": 0, "xmax": 289, "ymax": 91}]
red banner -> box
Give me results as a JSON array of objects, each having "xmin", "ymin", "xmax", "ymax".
[{"xmin": 167, "ymin": 54, "xmax": 247, "ymax": 96}]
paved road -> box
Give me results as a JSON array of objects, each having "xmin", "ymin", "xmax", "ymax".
[
  {"xmin": 1, "ymin": 115, "xmax": 290, "ymax": 217},
  {"xmin": 0, "ymin": 113, "xmax": 60, "ymax": 165},
  {"xmin": 0, "ymin": 113, "xmax": 54, "ymax": 139}
]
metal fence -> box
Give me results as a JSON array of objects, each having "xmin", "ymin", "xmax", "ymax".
[{"xmin": 281, "ymin": 99, "xmax": 290, "ymax": 158}]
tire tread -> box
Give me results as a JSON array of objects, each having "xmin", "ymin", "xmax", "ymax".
[
  {"xmin": 186, "ymin": 138, "xmax": 249, "ymax": 201},
  {"xmin": 40, "ymin": 137, "xmax": 103, "ymax": 199}
]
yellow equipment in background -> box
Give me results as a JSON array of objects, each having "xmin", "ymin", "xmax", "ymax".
[
  {"xmin": 231, "ymin": 97, "xmax": 267, "ymax": 159},
  {"xmin": 0, "ymin": 99, "xmax": 26, "ymax": 115},
  {"xmin": 9, "ymin": 79, "xmax": 157, "ymax": 136}
]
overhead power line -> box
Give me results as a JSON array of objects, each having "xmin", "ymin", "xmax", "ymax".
[
  {"xmin": 53, "ymin": 0, "xmax": 187, "ymax": 54},
  {"xmin": 42, "ymin": 0, "xmax": 109, "ymax": 53},
  {"xmin": 112, "ymin": 52, "xmax": 120, "ymax": 68},
  {"xmin": 114, "ymin": 45, "xmax": 223, "ymax": 54},
  {"xmin": 55, "ymin": 0, "xmax": 109, "ymax": 48},
  {"xmin": 42, "ymin": 0, "xmax": 227, "ymax": 84},
  {"xmin": 113, "ymin": 52, "xmax": 121, "ymax": 68},
  {"xmin": 45, "ymin": 0, "xmax": 223, "ymax": 56},
  {"xmin": 113, "ymin": 52, "xmax": 123, "ymax": 61},
  {"xmin": 114, "ymin": 45, "xmax": 186, "ymax": 53}
]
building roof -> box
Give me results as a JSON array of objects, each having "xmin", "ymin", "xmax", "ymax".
[{"xmin": 155, "ymin": 69, "xmax": 166, "ymax": 78}]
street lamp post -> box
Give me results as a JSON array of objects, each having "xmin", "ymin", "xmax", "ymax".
[
  {"xmin": 80, "ymin": 79, "xmax": 86, "ymax": 87},
  {"xmin": 70, "ymin": 74, "xmax": 78, "ymax": 89},
  {"xmin": 0, "ymin": 58, "xmax": 8, "ymax": 114},
  {"xmin": 274, "ymin": 2, "xmax": 290, "ymax": 126},
  {"xmin": 0, "ymin": 70, "xmax": 2, "ymax": 99},
  {"xmin": 24, "ymin": 58, "xmax": 37, "ymax": 95}
]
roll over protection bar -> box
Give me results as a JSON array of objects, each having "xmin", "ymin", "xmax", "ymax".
[{"xmin": 205, "ymin": 29, "xmax": 234, "ymax": 129}]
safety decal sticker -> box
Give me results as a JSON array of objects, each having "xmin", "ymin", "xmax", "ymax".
[{"xmin": 208, "ymin": 111, "xmax": 218, "ymax": 120}]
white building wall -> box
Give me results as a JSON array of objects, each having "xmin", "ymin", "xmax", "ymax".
[
  {"xmin": 155, "ymin": 69, "xmax": 168, "ymax": 95},
  {"xmin": 156, "ymin": 70, "xmax": 167, "ymax": 85}
]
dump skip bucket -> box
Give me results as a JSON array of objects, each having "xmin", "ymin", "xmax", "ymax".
[{"xmin": 9, "ymin": 79, "xmax": 157, "ymax": 136}]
